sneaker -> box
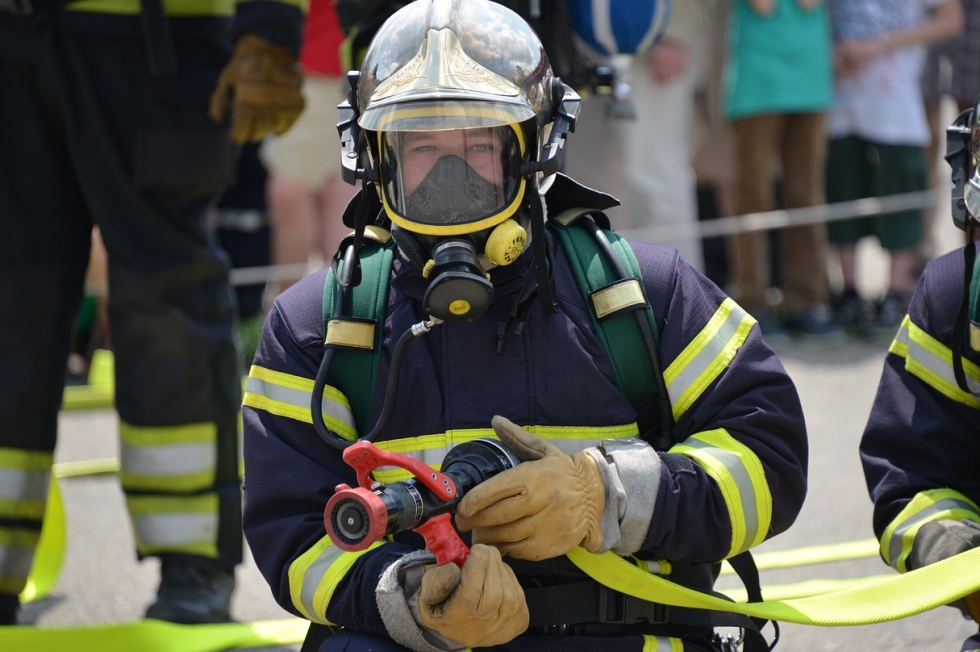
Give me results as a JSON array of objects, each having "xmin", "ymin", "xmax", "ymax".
[
  {"xmin": 145, "ymin": 556, "xmax": 235, "ymax": 624},
  {"xmin": 782, "ymin": 304, "xmax": 846, "ymax": 342},
  {"xmin": 831, "ymin": 289, "xmax": 871, "ymax": 333},
  {"xmin": 862, "ymin": 293, "xmax": 907, "ymax": 342}
]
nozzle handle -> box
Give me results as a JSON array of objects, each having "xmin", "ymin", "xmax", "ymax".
[
  {"xmin": 415, "ymin": 513, "xmax": 469, "ymax": 567},
  {"xmin": 342, "ymin": 440, "xmax": 457, "ymax": 500}
]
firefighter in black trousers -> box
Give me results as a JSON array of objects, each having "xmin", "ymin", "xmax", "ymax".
[{"xmin": 0, "ymin": 0, "xmax": 304, "ymax": 626}]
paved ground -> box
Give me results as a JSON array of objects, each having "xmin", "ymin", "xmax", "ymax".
[{"xmin": 14, "ymin": 332, "xmax": 974, "ymax": 651}]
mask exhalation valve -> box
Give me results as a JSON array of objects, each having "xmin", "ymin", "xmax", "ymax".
[{"xmin": 422, "ymin": 240, "xmax": 493, "ymax": 322}]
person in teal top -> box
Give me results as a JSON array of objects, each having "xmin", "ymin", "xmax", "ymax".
[{"xmin": 722, "ymin": 0, "xmax": 837, "ymax": 341}]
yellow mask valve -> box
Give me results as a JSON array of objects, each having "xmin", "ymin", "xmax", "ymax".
[
  {"xmin": 448, "ymin": 299, "xmax": 472, "ymax": 316},
  {"xmin": 422, "ymin": 259, "xmax": 436, "ymax": 279},
  {"xmin": 485, "ymin": 219, "xmax": 528, "ymax": 266}
]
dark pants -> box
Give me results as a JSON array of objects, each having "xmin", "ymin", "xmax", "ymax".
[{"xmin": 0, "ymin": 10, "xmax": 243, "ymax": 587}]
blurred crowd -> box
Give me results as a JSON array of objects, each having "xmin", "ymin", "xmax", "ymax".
[
  {"xmin": 566, "ymin": 0, "xmax": 971, "ymax": 346},
  {"xmin": 64, "ymin": 0, "xmax": 980, "ymax": 380}
]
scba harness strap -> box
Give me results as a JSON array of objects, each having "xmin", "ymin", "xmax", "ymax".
[{"xmin": 318, "ymin": 209, "xmax": 772, "ymax": 649}]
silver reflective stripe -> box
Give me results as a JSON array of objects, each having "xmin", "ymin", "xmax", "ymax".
[
  {"xmin": 0, "ymin": 467, "xmax": 49, "ymax": 519},
  {"xmin": 245, "ymin": 375, "xmax": 355, "ymax": 429},
  {"xmin": 131, "ymin": 512, "xmax": 217, "ymax": 548},
  {"xmin": 895, "ymin": 319, "xmax": 980, "ymax": 402},
  {"xmin": 0, "ymin": 538, "xmax": 33, "ymax": 582},
  {"xmin": 666, "ymin": 299, "xmax": 753, "ymax": 419},
  {"xmin": 299, "ymin": 543, "xmax": 344, "ymax": 621},
  {"xmin": 887, "ymin": 497, "xmax": 978, "ymax": 569},
  {"xmin": 680, "ymin": 438, "xmax": 760, "ymax": 545},
  {"xmin": 120, "ymin": 441, "xmax": 215, "ymax": 478}
]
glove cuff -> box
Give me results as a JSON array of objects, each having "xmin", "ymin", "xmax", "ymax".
[
  {"xmin": 588, "ymin": 438, "xmax": 662, "ymax": 555},
  {"xmin": 376, "ymin": 551, "xmax": 465, "ymax": 652}
]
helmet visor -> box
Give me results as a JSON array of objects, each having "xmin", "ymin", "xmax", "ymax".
[{"xmin": 379, "ymin": 125, "xmax": 526, "ymax": 235}]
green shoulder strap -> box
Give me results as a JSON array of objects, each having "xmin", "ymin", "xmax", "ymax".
[
  {"xmin": 321, "ymin": 226, "xmax": 397, "ymax": 434},
  {"xmin": 549, "ymin": 208, "xmax": 661, "ymax": 425}
]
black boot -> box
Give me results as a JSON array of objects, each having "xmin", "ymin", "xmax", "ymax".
[
  {"xmin": 144, "ymin": 555, "xmax": 235, "ymax": 624},
  {"xmin": 0, "ymin": 592, "xmax": 19, "ymax": 626}
]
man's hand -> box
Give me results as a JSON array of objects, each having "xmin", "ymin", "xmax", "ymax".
[
  {"xmin": 454, "ymin": 415, "xmax": 605, "ymax": 561},
  {"xmin": 208, "ymin": 33, "xmax": 304, "ymax": 143},
  {"xmin": 417, "ymin": 544, "xmax": 528, "ymax": 647}
]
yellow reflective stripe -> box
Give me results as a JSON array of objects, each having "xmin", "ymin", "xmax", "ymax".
[
  {"xmin": 369, "ymin": 424, "xmax": 641, "ymax": 484},
  {"xmin": 287, "ymin": 535, "xmax": 385, "ymax": 624},
  {"xmin": 671, "ymin": 428, "xmax": 772, "ymax": 557},
  {"xmin": 243, "ymin": 365, "xmax": 357, "ymax": 441},
  {"xmin": 892, "ymin": 315, "xmax": 980, "ymax": 409},
  {"xmin": 664, "ymin": 299, "xmax": 756, "ymax": 421},
  {"xmin": 0, "ymin": 448, "xmax": 52, "ymax": 522},
  {"xmin": 119, "ymin": 421, "xmax": 216, "ymax": 493},
  {"xmin": 67, "ymin": 0, "xmax": 234, "ymax": 15},
  {"xmin": 126, "ymin": 494, "xmax": 219, "ymax": 558},
  {"xmin": 0, "ymin": 526, "xmax": 40, "ymax": 594},
  {"xmin": 880, "ymin": 488, "xmax": 980, "ymax": 573},
  {"xmin": 642, "ymin": 635, "xmax": 684, "ymax": 652}
]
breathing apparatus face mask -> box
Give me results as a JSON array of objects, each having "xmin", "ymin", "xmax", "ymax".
[{"xmin": 378, "ymin": 125, "xmax": 531, "ymax": 322}]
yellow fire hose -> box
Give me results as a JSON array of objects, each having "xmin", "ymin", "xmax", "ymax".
[{"xmin": 21, "ymin": 351, "xmax": 976, "ymax": 648}]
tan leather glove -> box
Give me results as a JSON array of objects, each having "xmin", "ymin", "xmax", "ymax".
[
  {"xmin": 417, "ymin": 544, "xmax": 528, "ymax": 647},
  {"xmin": 208, "ymin": 33, "xmax": 304, "ymax": 143},
  {"xmin": 455, "ymin": 415, "xmax": 605, "ymax": 561}
]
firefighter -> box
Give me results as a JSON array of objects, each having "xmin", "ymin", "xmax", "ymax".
[
  {"xmin": 859, "ymin": 94, "xmax": 980, "ymax": 651},
  {"xmin": 241, "ymin": 1, "xmax": 808, "ymax": 650},
  {"xmin": 0, "ymin": 0, "xmax": 304, "ymax": 627}
]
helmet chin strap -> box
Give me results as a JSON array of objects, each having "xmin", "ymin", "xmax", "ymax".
[
  {"xmin": 953, "ymin": 222, "xmax": 978, "ymax": 395},
  {"xmin": 529, "ymin": 188, "xmax": 558, "ymax": 315}
]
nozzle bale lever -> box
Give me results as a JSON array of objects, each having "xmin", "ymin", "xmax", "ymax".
[{"xmin": 324, "ymin": 438, "xmax": 521, "ymax": 566}]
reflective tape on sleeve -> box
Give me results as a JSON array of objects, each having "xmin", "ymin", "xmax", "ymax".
[
  {"xmin": 671, "ymin": 428, "xmax": 772, "ymax": 557},
  {"xmin": 890, "ymin": 315, "xmax": 980, "ymax": 409},
  {"xmin": 665, "ymin": 298, "xmax": 756, "ymax": 421},
  {"xmin": 287, "ymin": 535, "xmax": 385, "ymax": 624},
  {"xmin": 880, "ymin": 488, "xmax": 980, "ymax": 573},
  {"xmin": 243, "ymin": 365, "xmax": 357, "ymax": 441}
]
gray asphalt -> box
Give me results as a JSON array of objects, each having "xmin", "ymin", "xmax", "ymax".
[{"xmin": 21, "ymin": 334, "xmax": 978, "ymax": 651}]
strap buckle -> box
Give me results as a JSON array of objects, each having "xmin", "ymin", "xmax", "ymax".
[{"xmin": 598, "ymin": 586, "xmax": 669, "ymax": 625}]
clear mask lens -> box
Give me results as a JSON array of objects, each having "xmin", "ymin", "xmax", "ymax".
[{"xmin": 380, "ymin": 126, "xmax": 523, "ymax": 231}]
